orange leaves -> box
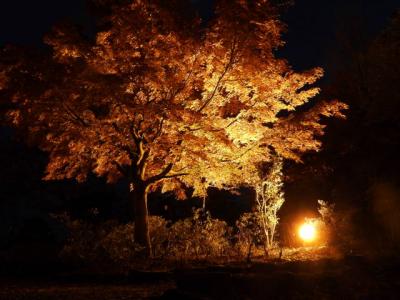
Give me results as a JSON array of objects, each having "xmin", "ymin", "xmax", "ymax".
[
  {"xmin": 1, "ymin": 0, "xmax": 347, "ymax": 196},
  {"xmin": 219, "ymin": 97, "xmax": 248, "ymax": 119}
]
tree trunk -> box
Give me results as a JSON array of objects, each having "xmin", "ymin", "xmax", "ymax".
[
  {"xmin": 270, "ymin": 223, "xmax": 276, "ymax": 248},
  {"xmin": 263, "ymin": 243, "xmax": 269, "ymax": 257},
  {"xmin": 246, "ymin": 242, "xmax": 253, "ymax": 263},
  {"xmin": 131, "ymin": 182, "xmax": 152, "ymax": 257}
]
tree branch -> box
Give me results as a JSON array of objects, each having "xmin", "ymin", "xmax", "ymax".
[
  {"xmin": 163, "ymin": 172, "xmax": 189, "ymax": 179},
  {"xmin": 129, "ymin": 122, "xmax": 143, "ymax": 151},
  {"xmin": 137, "ymin": 149, "xmax": 149, "ymax": 169},
  {"xmin": 62, "ymin": 103, "xmax": 89, "ymax": 127},
  {"xmin": 146, "ymin": 163, "xmax": 173, "ymax": 184},
  {"xmin": 120, "ymin": 145, "xmax": 139, "ymax": 162},
  {"xmin": 111, "ymin": 122, "xmax": 140, "ymax": 162},
  {"xmin": 197, "ymin": 38, "xmax": 238, "ymax": 113},
  {"xmin": 112, "ymin": 161, "xmax": 129, "ymax": 177},
  {"xmin": 220, "ymin": 141, "xmax": 260, "ymax": 163},
  {"xmin": 149, "ymin": 116, "xmax": 165, "ymax": 142}
]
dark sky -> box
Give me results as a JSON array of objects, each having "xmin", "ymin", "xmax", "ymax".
[
  {"xmin": 0, "ymin": 0, "xmax": 398, "ymax": 71},
  {"xmin": 0, "ymin": 1, "xmax": 92, "ymax": 45},
  {"xmin": 279, "ymin": 0, "xmax": 399, "ymax": 71}
]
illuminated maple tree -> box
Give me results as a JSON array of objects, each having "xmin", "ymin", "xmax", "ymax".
[{"xmin": 1, "ymin": 0, "xmax": 346, "ymax": 256}]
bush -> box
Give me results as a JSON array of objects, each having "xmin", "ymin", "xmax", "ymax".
[
  {"xmin": 99, "ymin": 222, "xmax": 136, "ymax": 264},
  {"xmin": 317, "ymin": 200, "xmax": 355, "ymax": 250},
  {"xmin": 54, "ymin": 209, "xmax": 232, "ymax": 267},
  {"xmin": 52, "ymin": 213, "xmax": 117, "ymax": 265},
  {"xmin": 236, "ymin": 212, "xmax": 267, "ymax": 259},
  {"xmin": 149, "ymin": 216, "xmax": 170, "ymax": 258},
  {"xmin": 168, "ymin": 208, "xmax": 232, "ymax": 260}
]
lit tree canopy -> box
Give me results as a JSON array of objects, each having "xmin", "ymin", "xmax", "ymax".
[{"xmin": 1, "ymin": 0, "xmax": 347, "ymax": 255}]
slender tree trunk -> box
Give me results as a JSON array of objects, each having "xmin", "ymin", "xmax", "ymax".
[
  {"xmin": 247, "ymin": 242, "xmax": 253, "ymax": 263},
  {"xmin": 131, "ymin": 182, "xmax": 152, "ymax": 257},
  {"xmin": 263, "ymin": 243, "xmax": 269, "ymax": 257},
  {"xmin": 270, "ymin": 222, "xmax": 276, "ymax": 248}
]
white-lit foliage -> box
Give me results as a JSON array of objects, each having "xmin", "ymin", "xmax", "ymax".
[{"xmin": 256, "ymin": 157, "xmax": 285, "ymax": 249}]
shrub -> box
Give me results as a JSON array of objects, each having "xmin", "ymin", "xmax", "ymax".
[
  {"xmin": 99, "ymin": 222, "xmax": 136, "ymax": 264},
  {"xmin": 54, "ymin": 209, "xmax": 232, "ymax": 266},
  {"xmin": 317, "ymin": 199, "xmax": 355, "ymax": 250},
  {"xmin": 52, "ymin": 213, "xmax": 117, "ymax": 265},
  {"xmin": 316, "ymin": 200, "xmax": 336, "ymax": 245},
  {"xmin": 167, "ymin": 208, "xmax": 232, "ymax": 260},
  {"xmin": 236, "ymin": 212, "xmax": 266, "ymax": 259},
  {"xmin": 148, "ymin": 216, "xmax": 170, "ymax": 258}
]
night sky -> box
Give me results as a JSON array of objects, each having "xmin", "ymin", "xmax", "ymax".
[
  {"xmin": 0, "ymin": 0, "xmax": 398, "ymax": 73},
  {"xmin": 279, "ymin": 0, "xmax": 399, "ymax": 70}
]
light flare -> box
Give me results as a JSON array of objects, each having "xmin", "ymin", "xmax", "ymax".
[{"xmin": 299, "ymin": 221, "xmax": 316, "ymax": 242}]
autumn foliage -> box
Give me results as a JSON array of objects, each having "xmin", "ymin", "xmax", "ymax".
[{"xmin": 0, "ymin": 0, "xmax": 347, "ymax": 256}]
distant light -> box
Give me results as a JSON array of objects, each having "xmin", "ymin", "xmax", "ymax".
[{"xmin": 299, "ymin": 222, "xmax": 316, "ymax": 242}]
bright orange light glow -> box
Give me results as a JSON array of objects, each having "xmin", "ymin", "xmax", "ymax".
[{"xmin": 299, "ymin": 222, "xmax": 316, "ymax": 242}]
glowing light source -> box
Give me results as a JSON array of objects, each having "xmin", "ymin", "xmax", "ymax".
[{"xmin": 299, "ymin": 221, "xmax": 316, "ymax": 242}]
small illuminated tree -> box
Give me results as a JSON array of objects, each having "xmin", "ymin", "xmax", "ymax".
[
  {"xmin": 256, "ymin": 157, "xmax": 285, "ymax": 250},
  {"xmin": 1, "ymin": 0, "xmax": 346, "ymax": 256}
]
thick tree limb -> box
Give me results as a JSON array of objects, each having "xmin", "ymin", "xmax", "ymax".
[
  {"xmin": 137, "ymin": 149, "xmax": 149, "ymax": 171},
  {"xmin": 111, "ymin": 122, "xmax": 140, "ymax": 162},
  {"xmin": 146, "ymin": 163, "xmax": 173, "ymax": 184},
  {"xmin": 120, "ymin": 145, "xmax": 139, "ymax": 162}
]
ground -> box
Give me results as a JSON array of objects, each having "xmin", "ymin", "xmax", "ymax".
[{"xmin": 1, "ymin": 250, "xmax": 400, "ymax": 299}]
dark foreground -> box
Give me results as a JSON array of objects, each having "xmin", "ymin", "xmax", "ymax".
[{"xmin": 1, "ymin": 256, "xmax": 400, "ymax": 300}]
